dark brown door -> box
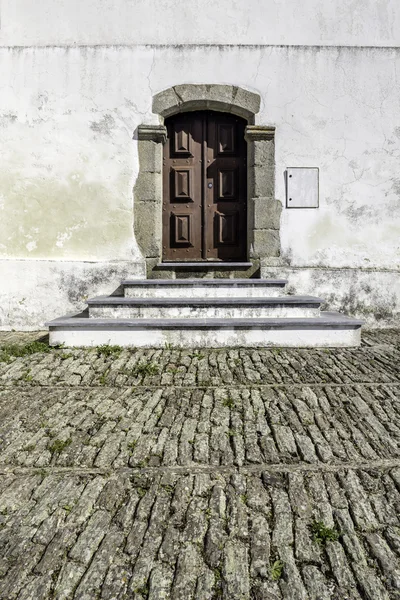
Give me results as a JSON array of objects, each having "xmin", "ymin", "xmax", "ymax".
[{"xmin": 163, "ymin": 111, "xmax": 247, "ymax": 261}]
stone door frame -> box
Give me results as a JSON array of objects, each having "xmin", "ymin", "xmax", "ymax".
[{"xmin": 134, "ymin": 84, "xmax": 281, "ymax": 278}]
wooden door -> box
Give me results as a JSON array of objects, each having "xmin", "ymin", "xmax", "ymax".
[{"xmin": 163, "ymin": 111, "xmax": 247, "ymax": 261}]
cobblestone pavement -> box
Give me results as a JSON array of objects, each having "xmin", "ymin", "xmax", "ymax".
[{"xmin": 0, "ymin": 330, "xmax": 399, "ymax": 599}]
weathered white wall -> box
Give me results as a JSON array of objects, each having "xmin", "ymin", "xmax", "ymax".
[
  {"xmin": 2, "ymin": 0, "xmax": 400, "ymax": 47},
  {"xmin": 0, "ymin": 260, "xmax": 145, "ymax": 330},
  {"xmin": 0, "ymin": 2, "xmax": 399, "ymax": 328}
]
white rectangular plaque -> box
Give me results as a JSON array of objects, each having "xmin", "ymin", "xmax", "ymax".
[{"xmin": 286, "ymin": 167, "xmax": 319, "ymax": 208}]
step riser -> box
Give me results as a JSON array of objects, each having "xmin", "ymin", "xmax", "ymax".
[
  {"xmin": 124, "ymin": 286, "xmax": 286, "ymax": 299},
  {"xmin": 49, "ymin": 326, "xmax": 361, "ymax": 348},
  {"xmin": 89, "ymin": 306, "xmax": 320, "ymax": 319}
]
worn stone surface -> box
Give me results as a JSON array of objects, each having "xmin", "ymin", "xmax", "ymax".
[
  {"xmin": 137, "ymin": 139, "xmax": 163, "ymax": 174},
  {"xmin": 252, "ymin": 197, "xmax": 282, "ymax": 231},
  {"xmin": 133, "ymin": 129, "xmax": 164, "ymax": 270},
  {"xmin": 250, "ymin": 165, "xmax": 275, "ymax": 199},
  {"xmin": 253, "ymin": 229, "xmax": 281, "ymax": 258},
  {"xmin": 0, "ymin": 330, "xmax": 399, "ymax": 598},
  {"xmin": 134, "ymin": 200, "xmax": 163, "ymax": 259},
  {"xmin": 134, "ymin": 172, "xmax": 162, "ymax": 204},
  {"xmin": 248, "ymin": 138, "xmax": 275, "ymax": 167},
  {"xmin": 152, "ymin": 84, "xmax": 260, "ymax": 120}
]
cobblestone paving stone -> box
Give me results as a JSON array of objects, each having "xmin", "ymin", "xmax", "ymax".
[{"xmin": 0, "ymin": 330, "xmax": 399, "ymax": 599}]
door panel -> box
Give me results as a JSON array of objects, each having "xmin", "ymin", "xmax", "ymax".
[
  {"xmin": 217, "ymin": 122, "xmax": 236, "ymax": 154},
  {"xmin": 163, "ymin": 113, "xmax": 202, "ymax": 260},
  {"xmin": 172, "ymin": 168, "xmax": 193, "ymax": 202},
  {"xmin": 172, "ymin": 213, "xmax": 192, "ymax": 245},
  {"xmin": 218, "ymin": 168, "xmax": 238, "ymax": 200},
  {"xmin": 163, "ymin": 111, "xmax": 247, "ymax": 262},
  {"xmin": 206, "ymin": 112, "xmax": 247, "ymax": 260},
  {"xmin": 215, "ymin": 211, "xmax": 238, "ymax": 246},
  {"xmin": 173, "ymin": 122, "xmax": 192, "ymax": 154}
]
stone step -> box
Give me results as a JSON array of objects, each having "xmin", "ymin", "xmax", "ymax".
[
  {"xmin": 46, "ymin": 312, "xmax": 363, "ymax": 348},
  {"xmin": 87, "ymin": 295, "xmax": 323, "ymax": 319},
  {"xmin": 122, "ymin": 278, "xmax": 287, "ymax": 298},
  {"xmin": 155, "ymin": 261, "xmax": 253, "ymax": 269}
]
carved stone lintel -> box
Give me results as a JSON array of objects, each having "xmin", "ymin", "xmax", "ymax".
[
  {"xmin": 153, "ymin": 84, "xmax": 261, "ymax": 120},
  {"xmin": 245, "ymin": 125, "xmax": 275, "ymax": 142},
  {"xmin": 137, "ymin": 124, "xmax": 167, "ymax": 143}
]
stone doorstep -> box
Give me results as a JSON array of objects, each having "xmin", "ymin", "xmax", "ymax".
[
  {"xmin": 156, "ymin": 262, "xmax": 253, "ymax": 268},
  {"xmin": 46, "ymin": 313, "xmax": 363, "ymax": 347},
  {"xmin": 46, "ymin": 312, "xmax": 364, "ymax": 330},
  {"xmin": 121, "ymin": 278, "xmax": 288, "ymax": 286},
  {"xmin": 86, "ymin": 295, "xmax": 324, "ymax": 307},
  {"xmin": 88, "ymin": 295, "xmax": 323, "ymax": 321}
]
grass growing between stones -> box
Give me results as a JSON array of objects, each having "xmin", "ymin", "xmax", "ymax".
[
  {"xmin": 131, "ymin": 362, "xmax": 159, "ymax": 377},
  {"xmin": 222, "ymin": 394, "xmax": 235, "ymax": 408},
  {"xmin": 0, "ymin": 341, "xmax": 51, "ymax": 362},
  {"xmin": 270, "ymin": 559, "xmax": 284, "ymax": 581},
  {"xmin": 127, "ymin": 440, "xmax": 138, "ymax": 454},
  {"xmin": 311, "ymin": 520, "xmax": 340, "ymax": 545},
  {"xmin": 48, "ymin": 439, "xmax": 72, "ymax": 455},
  {"xmin": 96, "ymin": 344, "xmax": 123, "ymax": 358}
]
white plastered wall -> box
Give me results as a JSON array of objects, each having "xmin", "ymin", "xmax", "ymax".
[
  {"xmin": 0, "ymin": 1, "xmax": 399, "ymax": 328},
  {"xmin": 2, "ymin": 0, "xmax": 400, "ymax": 47}
]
